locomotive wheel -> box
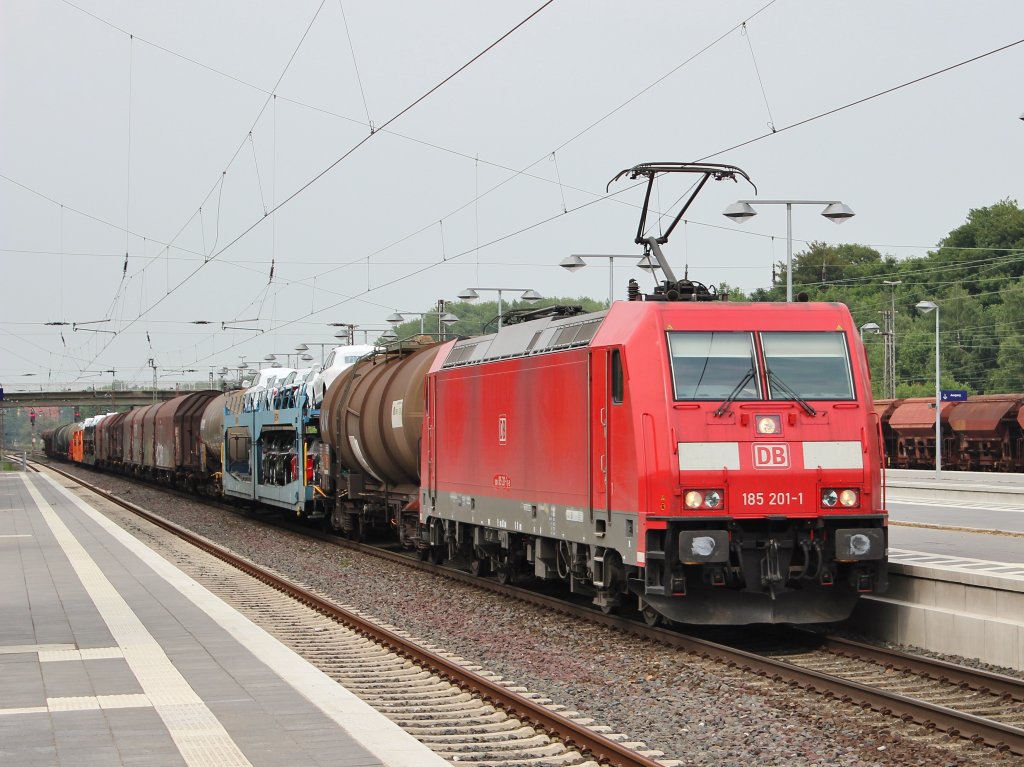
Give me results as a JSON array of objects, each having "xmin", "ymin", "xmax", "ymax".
[
  {"xmin": 641, "ymin": 603, "xmax": 662, "ymax": 627},
  {"xmin": 429, "ymin": 546, "xmax": 445, "ymax": 565}
]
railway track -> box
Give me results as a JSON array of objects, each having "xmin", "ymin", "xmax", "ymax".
[
  {"xmin": 37, "ymin": 458, "xmax": 1024, "ymax": 758},
  {"xmin": 32, "ymin": 459, "xmax": 675, "ymax": 767}
]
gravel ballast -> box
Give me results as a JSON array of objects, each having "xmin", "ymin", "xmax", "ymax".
[{"xmin": 54, "ymin": 464, "xmax": 1019, "ymax": 767}]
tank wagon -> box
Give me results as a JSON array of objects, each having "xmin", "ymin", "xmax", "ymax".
[{"xmin": 319, "ymin": 339, "xmax": 439, "ymax": 545}]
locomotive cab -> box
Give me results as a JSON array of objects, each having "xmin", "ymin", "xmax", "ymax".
[{"xmin": 607, "ymin": 300, "xmax": 888, "ymax": 623}]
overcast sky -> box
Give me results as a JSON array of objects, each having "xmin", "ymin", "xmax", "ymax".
[{"xmin": 2, "ymin": 0, "xmax": 1023, "ymax": 389}]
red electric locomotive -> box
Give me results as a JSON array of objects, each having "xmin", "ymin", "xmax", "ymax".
[
  {"xmin": 417, "ymin": 163, "xmax": 887, "ymax": 625},
  {"xmin": 419, "ymin": 296, "xmax": 887, "ymax": 624}
]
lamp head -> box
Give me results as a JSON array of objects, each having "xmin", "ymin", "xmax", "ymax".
[
  {"xmin": 723, "ymin": 201, "xmax": 757, "ymax": 222},
  {"xmin": 294, "ymin": 343, "xmax": 308, "ymax": 351},
  {"xmin": 915, "ymin": 300, "xmax": 937, "ymax": 314},
  {"xmin": 458, "ymin": 288, "xmax": 479, "ymax": 301},
  {"xmin": 821, "ymin": 202, "xmax": 855, "ymax": 222},
  {"xmin": 860, "ymin": 322, "xmax": 880, "ymax": 333},
  {"xmin": 520, "ymin": 289, "xmax": 542, "ymax": 302},
  {"xmin": 560, "ymin": 255, "xmax": 587, "ymax": 272},
  {"xmin": 385, "ymin": 312, "xmax": 405, "ymax": 324},
  {"xmin": 439, "ymin": 312, "xmax": 459, "ymax": 324}
]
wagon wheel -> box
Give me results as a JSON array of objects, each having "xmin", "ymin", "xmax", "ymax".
[
  {"xmin": 641, "ymin": 602, "xmax": 662, "ymax": 627},
  {"xmin": 342, "ymin": 516, "xmax": 362, "ymax": 542},
  {"xmin": 494, "ymin": 554, "xmax": 515, "ymax": 586},
  {"xmin": 470, "ymin": 556, "xmax": 489, "ymax": 577},
  {"xmin": 428, "ymin": 546, "xmax": 445, "ymax": 565}
]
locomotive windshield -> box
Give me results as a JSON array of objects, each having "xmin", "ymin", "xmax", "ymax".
[
  {"xmin": 668, "ymin": 332, "xmax": 760, "ymax": 400},
  {"xmin": 761, "ymin": 332, "xmax": 854, "ymax": 400}
]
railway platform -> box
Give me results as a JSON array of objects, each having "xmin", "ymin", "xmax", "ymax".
[
  {"xmin": 852, "ymin": 472, "xmax": 1024, "ymax": 672},
  {"xmin": 0, "ymin": 470, "xmax": 450, "ymax": 767}
]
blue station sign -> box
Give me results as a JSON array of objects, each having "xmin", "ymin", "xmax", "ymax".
[{"xmin": 940, "ymin": 389, "xmax": 968, "ymax": 402}]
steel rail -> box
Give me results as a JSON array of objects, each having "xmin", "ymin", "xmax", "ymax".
[
  {"xmin": 818, "ymin": 634, "xmax": 1024, "ymax": 701},
  {"xmin": 34, "ymin": 460, "xmax": 666, "ymax": 767}
]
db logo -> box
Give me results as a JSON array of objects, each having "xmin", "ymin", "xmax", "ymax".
[{"xmin": 753, "ymin": 443, "xmax": 790, "ymax": 468}]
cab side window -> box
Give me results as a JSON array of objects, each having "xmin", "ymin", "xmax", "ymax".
[{"xmin": 611, "ymin": 350, "xmax": 623, "ymax": 404}]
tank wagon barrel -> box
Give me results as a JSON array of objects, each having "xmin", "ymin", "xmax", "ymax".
[{"xmin": 320, "ymin": 339, "xmax": 444, "ymax": 541}]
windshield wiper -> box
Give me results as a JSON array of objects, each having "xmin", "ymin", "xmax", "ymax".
[
  {"xmin": 767, "ymin": 368, "xmax": 817, "ymax": 416},
  {"xmin": 714, "ymin": 368, "xmax": 756, "ymax": 417}
]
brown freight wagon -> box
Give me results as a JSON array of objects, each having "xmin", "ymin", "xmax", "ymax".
[
  {"xmin": 946, "ymin": 394, "xmax": 1024, "ymax": 472},
  {"xmin": 887, "ymin": 398, "xmax": 956, "ymax": 470},
  {"xmin": 152, "ymin": 391, "xmax": 220, "ymax": 481}
]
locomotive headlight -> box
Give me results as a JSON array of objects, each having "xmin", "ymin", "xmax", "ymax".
[
  {"xmin": 839, "ymin": 489, "xmax": 860, "ymax": 507},
  {"xmin": 684, "ymin": 491, "xmax": 704, "ymax": 509},
  {"xmin": 821, "ymin": 489, "xmax": 839, "ymax": 508},
  {"xmin": 704, "ymin": 490, "xmax": 723, "ymax": 509},
  {"xmin": 755, "ymin": 415, "xmax": 781, "ymax": 435}
]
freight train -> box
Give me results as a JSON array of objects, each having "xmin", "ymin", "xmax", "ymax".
[
  {"xmin": 874, "ymin": 395, "xmax": 1024, "ymax": 471},
  {"xmin": 42, "ymin": 162, "xmax": 890, "ymax": 625}
]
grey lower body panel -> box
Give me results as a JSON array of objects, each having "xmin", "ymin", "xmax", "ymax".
[{"xmin": 428, "ymin": 492, "xmax": 640, "ymax": 565}]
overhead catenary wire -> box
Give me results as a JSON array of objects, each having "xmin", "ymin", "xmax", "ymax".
[
  {"xmin": 337, "ymin": 0, "xmax": 372, "ymax": 130},
  {"xmin": 24, "ymin": 6, "xmax": 1024, "ymax": 383},
  {"xmin": 78, "ymin": 0, "xmax": 560, "ymax": 374},
  {"xmin": 234, "ymin": 3, "xmax": 783, "ymax": 297},
  {"xmin": 84, "ymin": 0, "xmax": 331, "ymax": 352},
  {"xmin": 74, "ymin": 0, "xmax": 333, "ymax": 375},
  {"xmin": 698, "ymin": 35, "xmax": 1024, "ymax": 161},
  {"xmin": 741, "ymin": 21, "xmax": 776, "ymax": 132}
]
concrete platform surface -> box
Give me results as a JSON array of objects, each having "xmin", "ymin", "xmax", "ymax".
[
  {"xmin": 0, "ymin": 471, "xmax": 451, "ymax": 767},
  {"xmin": 854, "ymin": 547, "xmax": 1024, "ymax": 672}
]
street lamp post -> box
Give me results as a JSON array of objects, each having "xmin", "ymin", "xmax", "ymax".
[
  {"xmin": 559, "ymin": 254, "xmax": 657, "ymax": 306},
  {"xmin": 386, "ymin": 308, "xmax": 459, "ymax": 336},
  {"xmin": 723, "ymin": 199, "xmax": 855, "ymax": 302},
  {"xmin": 457, "ymin": 287, "xmax": 542, "ymax": 330},
  {"xmin": 881, "ymin": 280, "xmax": 902, "ymax": 400},
  {"xmin": 916, "ymin": 300, "xmax": 941, "ymax": 478}
]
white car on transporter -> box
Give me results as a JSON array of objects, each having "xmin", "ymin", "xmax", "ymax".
[{"xmin": 310, "ymin": 344, "xmax": 375, "ymax": 407}]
